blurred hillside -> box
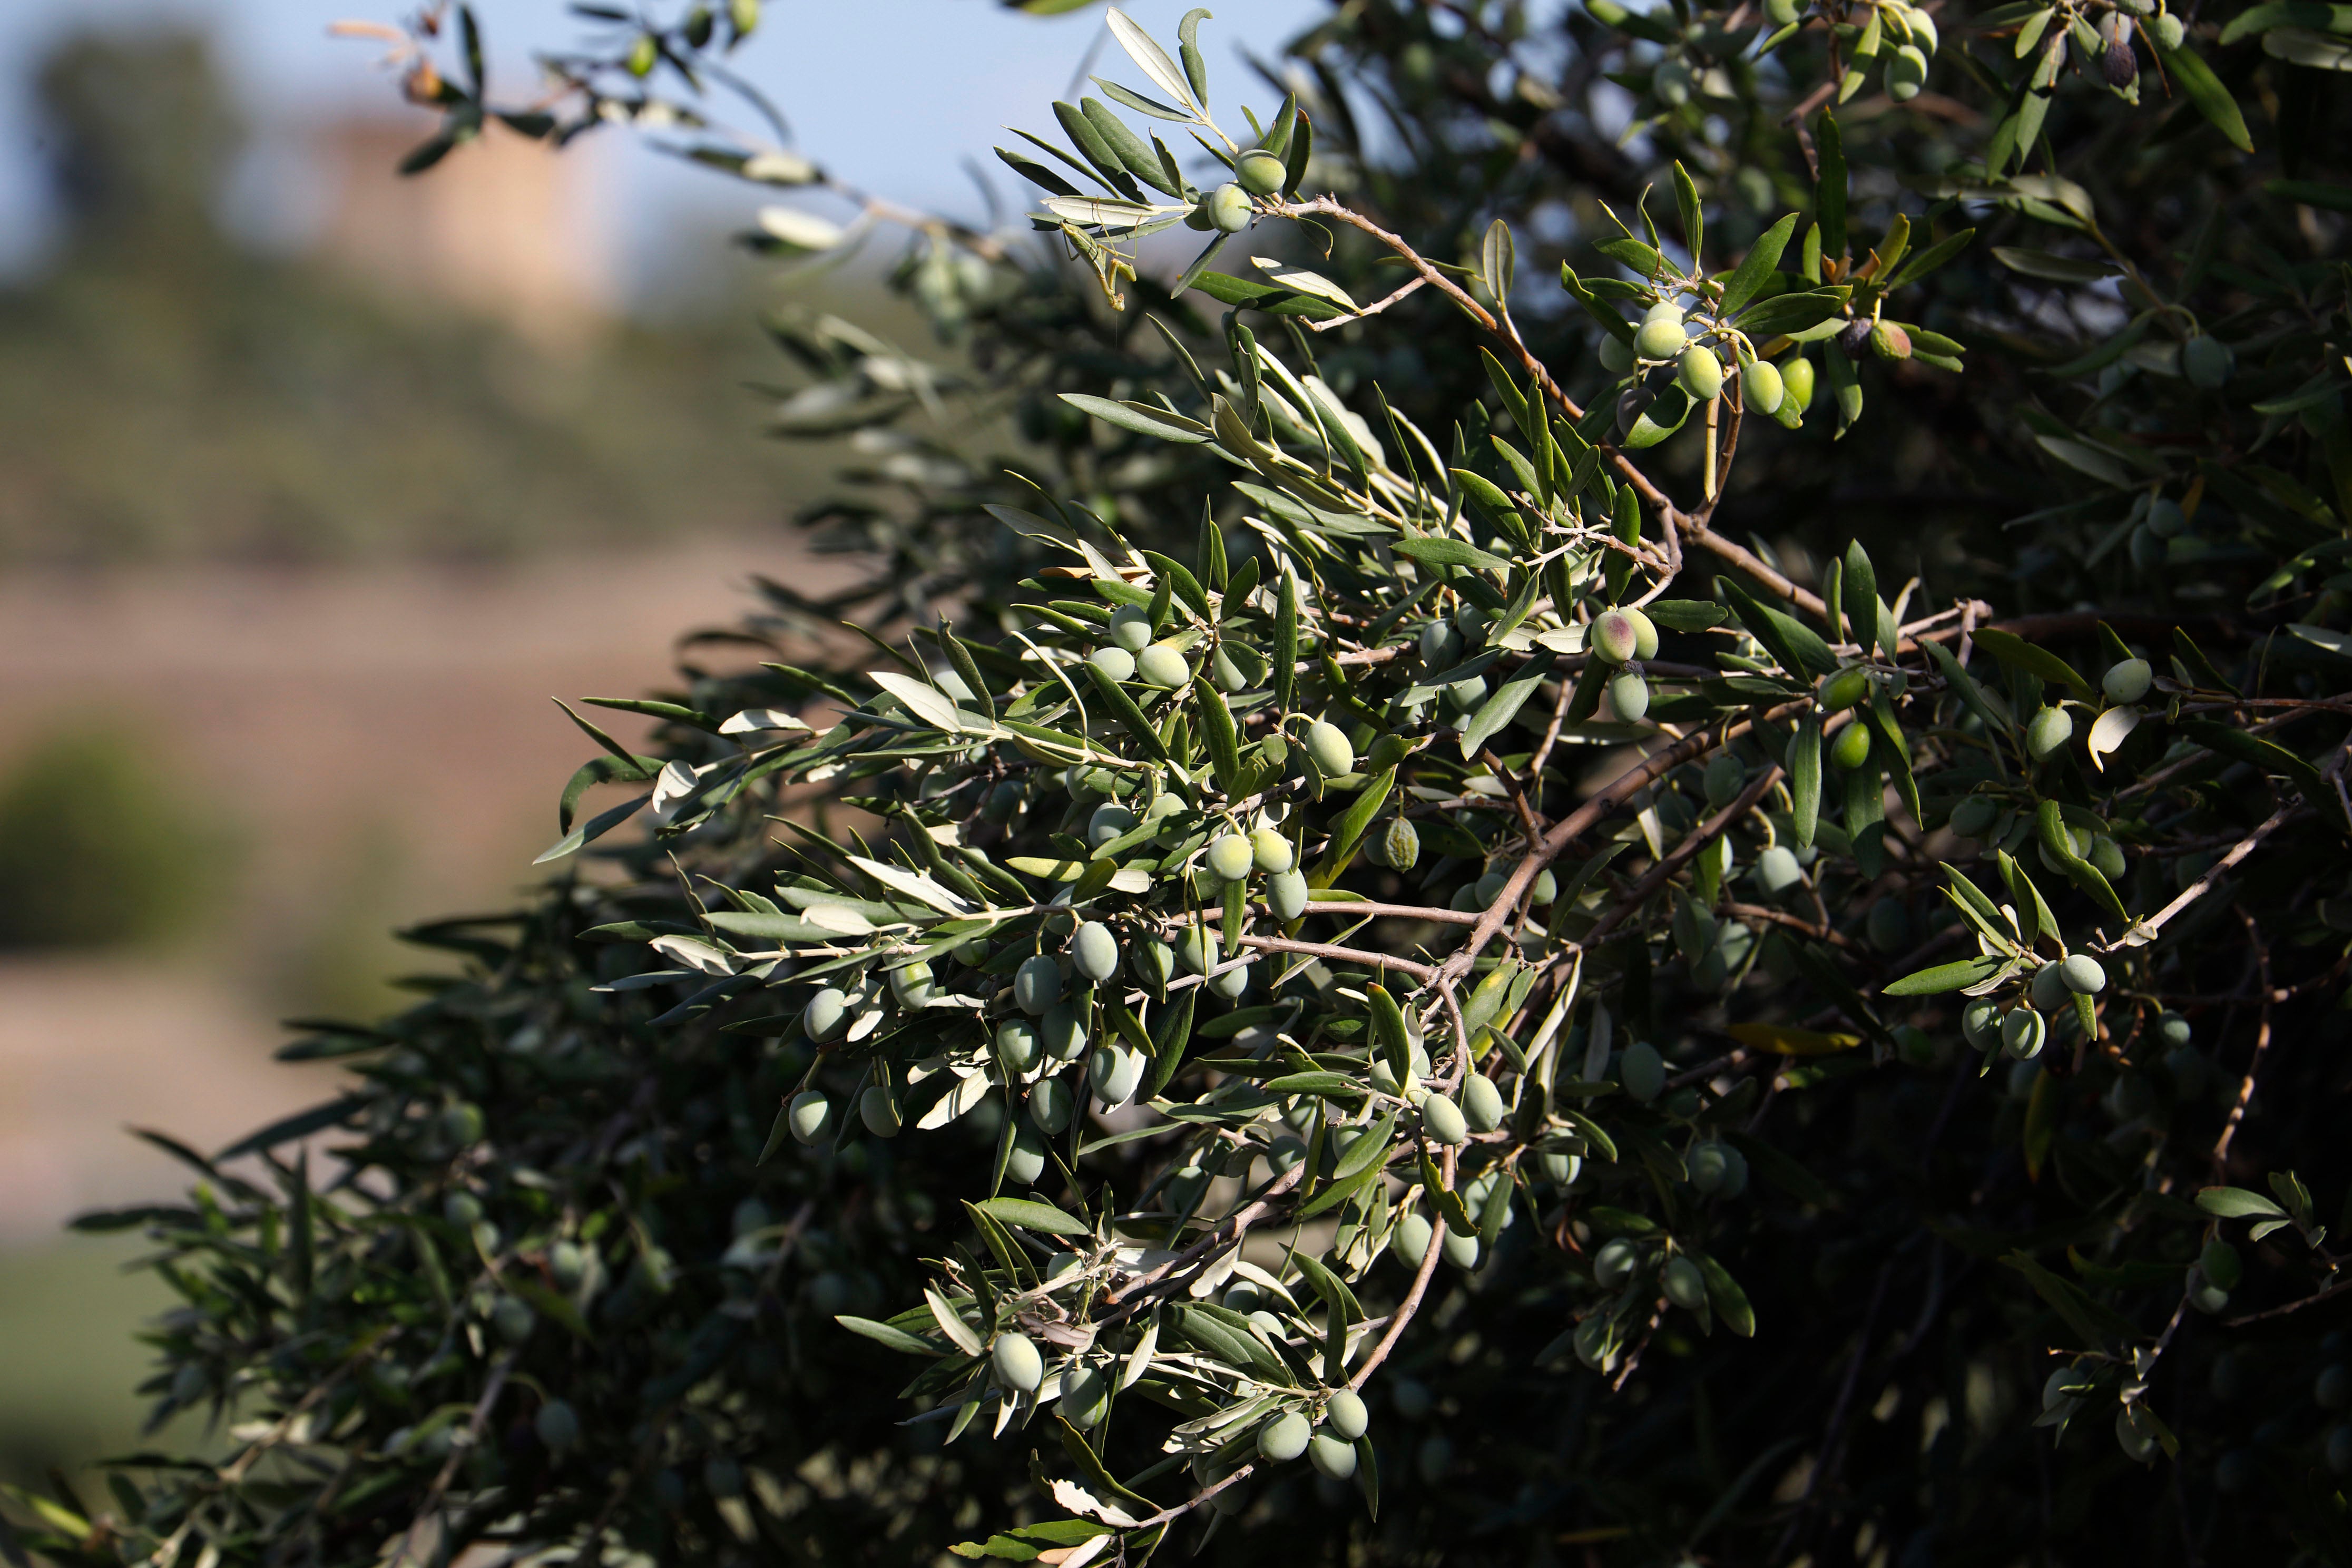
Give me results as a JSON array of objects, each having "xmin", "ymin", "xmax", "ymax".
[{"xmin": 0, "ymin": 27, "xmax": 832, "ymax": 562}]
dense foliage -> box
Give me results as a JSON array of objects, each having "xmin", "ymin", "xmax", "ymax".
[{"xmin": 13, "ymin": 2, "xmax": 2352, "ymax": 1564}]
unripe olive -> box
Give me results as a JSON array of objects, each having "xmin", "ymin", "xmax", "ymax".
[
  {"xmin": 1713, "ymin": 1142, "xmax": 1750, "ymax": 1197},
  {"xmin": 1662, "ymin": 1255, "xmax": 1709, "ymax": 1311},
  {"xmin": 1633, "ymin": 312, "xmax": 1688, "ymax": 361},
  {"xmin": 1626, "ymin": 607, "xmax": 1660, "ymax": 661},
  {"xmin": 803, "ymin": 986, "xmax": 849, "ymax": 1043},
  {"xmin": 1205, "ymin": 832, "xmax": 1253, "ymax": 883},
  {"xmin": 1393, "ymin": 1211, "xmax": 1434, "ymax": 1268},
  {"xmin": 1887, "ymin": 41, "xmax": 1929, "ymax": 99},
  {"xmin": 1062, "ymin": 1365, "xmax": 1111, "ymax": 1428},
  {"xmin": 1591, "ymin": 608, "xmax": 1642, "ymax": 665},
  {"xmin": 996, "ymin": 1018, "xmax": 1043, "ymax": 1074},
  {"xmin": 1136, "ymin": 642, "xmax": 1191, "ymax": 688},
  {"xmin": 1780, "ymin": 354, "xmax": 1817, "ymax": 411},
  {"xmin": 2182, "ymin": 333, "xmax": 2234, "ymax": 389},
  {"xmin": 1202, "ymin": 182, "xmax": 1254, "ymax": 233},
  {"xmin": 1462, "ymin": 1073, "xmax": 1505, "ymax": 1133},
  {"xmin": 1179, "ymin": 924, "xmax": 1218, "ymax": 976},
  {"xmin": 1819, "ymin": 666, "xmax": 1870, "ymax": 711},
  {"xmin": 1324, "ymin": 1387, "xmax": 1369, "ymax": 1440},
  {"xmin": 1015, "ymin": 954, "xmax": 1063, "ymax": 1015},
  {"xmin": 1598, "ymin": 670, "xmax": 1647, "ymax": 722},
  {"xmin": 1419, "ymin": 619, "xmax": 1464, "ymax": 668},
  {"xmin": 2158, "ymin": 1012, "xmax": 2193, "ymax": 1048},
  {"xmin": 1652, "ymin": 57, "xmax": 1693, "ymax": 104},
  {"xmin": 955, "ymin": 937, "xmax": 992, "ymax": 966},
  {"xmin": 1688, "ymin": 1140, "xmax": 1733, "ymax": 1193},
  {"xmin": 2154, "ymin": 11, "xmax": 2186, "ymax": 47},
  {"xmin": 1421, "ymin": 1093, "xmax": 1469, "ymax": 1145},
  {"xmin": 492, "ymin": 1295, "xmax": 536, "ymax": 1345},
  {"xmin": 858, "ymin": 1085, "xmax": 903, "ymax": 1137},
  {"xmin": 2103, "ymin": 658, "xmax": 2152, "ymax": 704},
  {"xmin": 788, "ymin": 1090, "xmax": 835, "ymax": 1145},
  {"xmin": 1109, "ymin": 605, "xmax": 1153, "ymax": 652},
  {"xmin": 2002, "ymin": 1007, "xmax": 2046, "ymax": 1060},
  {"xmin": 1089, "ymin": 645, "xmax": 1135, "ymax": 683},
  {"xmin": 1132, "ymin": 940, "xmax": 1177, "ymax": 992},
  {"xmin": 1742, "ymin": 357, "xmax": 1785, "ymax": 414},
  {"xmin": 1006, "ymin": 1123, "xmax": 1047, "ymax": 1187},
  {"xmin": 2025, "ymin": 705, "xmax": 2073, "ymax": 761},
  {"xmin": 1089, "ymin": 1044, "xmax": 1146, "ymax": 1106},
  {"xmin": 1598, "ymin": 332, "xmax": 1635, "ymax": 374},
  {"xmin": 993, "ymin": 1332, "xmax": 1044, "ymax": 1393},
  {"xmin": 1756, "ymin": 844, "xmax": 1803, "ymax": 896},
  {"xmin": 1042, "ymin": 1003, "xmax": 1088, "ymax": 1060},
  {"xmin": 1304, "ymin": 720, "xmax": 1355, "ymax": 777},
  {"xmin": 2146, "ymin": 497, "xmax": 2187, "ymax": 537},
  {"xmin": 1962, "ymin": 996, "xmax": 2003, "ymax": 1051},
  {"xmin": 1071, "ymin": 922, "xmax": 1121, "ymax": 984},
  {"xmin": 1678, "ymin": 345, "xmax": 1724, "ymax": 401},
  {"xmin": 2201, "ymin": 1239, "xmax": 2243, "ymax": 1291},
  {"xmin": 1829, "ymin": 719, "xmax": 1874, "ymax": 771},
  {"xmin": 1234, "ymin": 146, "xmax": 1287, "ymax": 195},
  {"xmin": 1593, "ymin": 1237, "xmax": 1641, "ymax": 1287},
  {"xmin": 1242, "ymin": 826, "xmax": 1292, "ymax": 875},
  {"xmin": 548, "ymin": 1240, "xmax": 587, "ymax": 1289},
  {"xmin": 1531, "ymin": 868, "xmax": 1557, "ymax": 904},
  {"xmin": 1308, "ymin": 1433, "xmax": 1358, "ymax": 1478},
  {"xmin": 1268, "ymin": 870, "xmax": 1310, "ymax": 922},
  {"xmin": 2060, "ymin": 954, "xmax": 2107, "ymax": 994},
  {"xmin": 985, "ymin": 781, "xmax": 1024, "ymax": 820},
  {"xmin": 535, "ymin": 1399, "xmax": 580, "ymax": 1452},
  {"xmin": 1259, "ymin": 1410, "xmax": 1312, "ymax": 1462},
  {"xmin": 2091, "ymin": 835, "xmax": 2125, "ymax": 880},
  {"xmin": 1474, "ymin": 870, "xmax": 1509, "ymax": 905},
  {"xmin": 1030, "ymin": 1078, "xmax": 1074, "ymax": 1134},
  {"xmin": 1621, "ymin": 1040, "xmax": 1665, "ymax": 1102},
  {"xmin": 889, "ymin": 960, "xmax": 936, "ymax": 1007},
  {"xmin": 2116, "ymin": 1405, "xmax": 2161, "ymax": 1463},
  {"xmin": 2031, "ymin": 961, "xmax": 2071, "ymax": 1013},
  {"xmin": 1213, "ymin": 646, "xmax": 1250, "ymax": 692},
  {"xmin": 1442, "ymin": 675, "xmax": 1487, "ymax": 713},
  {"xmin": 1442, "ymin": 1226, "xmax": 1481, "ymax": 1269},
  {"xmin": 1949, "ymin": 794, "xmax": 1997, "ymax": 838},
  {"xmin": 439, "ymin": 1102, "xmax": 485, "ymax": 1149}
]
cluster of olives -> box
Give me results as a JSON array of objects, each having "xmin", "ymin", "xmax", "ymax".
[
  {"xmin": 1588, "ymin": 603, "xmax": 1662, "ymax": 721},
  {"xmin": 1253, "ymin": 1384, "xmax": 1370, "ymax": 1479},
  {"xmin": 1185, "ymin": 145, "xmax": 1288, "ymax": 234},
  {"xmin": 1599, "ymin": 300, "xmax": 1811, "ymax": 443},
  {"xmin": 1959, "ymin": 953, "xmax": 2109, "ymax": 1061}
]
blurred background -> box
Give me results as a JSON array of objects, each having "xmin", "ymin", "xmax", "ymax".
[{"xmin": 0, "ymin": 0, "xmax": 1321, "ymax": 1488}]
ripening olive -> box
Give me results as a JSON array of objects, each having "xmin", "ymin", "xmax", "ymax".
[
  {"xmin": 2061, "ymin": 954, "xmax": 2107, "ymax": 995},
  {"xmin": 1201, "ymin": 182, "xmax": 1254, "ymax": 233},
  {"xmin": 859, "ymin": 1084, "xmax": 903, "ymax": 1138},
  {"xmin": 1742, "ymin": 356, "xmax": 1785, "ymax": 415},
  {"xmin": 787, "ymin": 1091, "xmax": 836, "ymax": 1146},
  {"xmin": 1208, "ymin": 832, "xmax": 1256, "ymax": 882},
  {"xmin": 1421, "ymin": 1093, "xmax": 1468, "ymax": 1146},
  {"xmin": 1089, "ymin": 645, "xmax": 1135, "ymax": 683},
  {"xmin": 1136, "ymin": 642, "xmax": 1191, "ymax": 688},
  {"xmin": 993, "ymin": 1332, "xmax": 1044, "ymax": 1393},
  {"xmin": 1662, "ymin": 1255, "xmax": 1709, "ymax": 1311},
  {"xmin": 1069, "ymin": 922, "xmax": 1120, "ymax": 984},
  {"xmin": 1608, "ymin": 671, "xmax": 1651, "ymax": 722},
  {"xmin": 1830, "ymin": 719, "xmax": 1874, "ymax": 771},
  {"xmin": 2025, "ymin": 705, "xmax": 2074, "ymax": 761},
  {"xmin": 1678, "ymin": 345, "xmax": 1724, "ymax": 401},
  {"xmin": 1259, "ymin": 1411, "xmax": 1312, "ymax": 1462},
  {"xmin": 1109, "ymin": 605, "xmax": 1153, "ymax": 652},
  {"xmin": 1380, "ymin": 816, "xmax": 1422, "ymax": 873},
  {"xmin": 1591, "ymin": 609, "xmax": 1642, "ymax": 665},
  {"xmin": 1305, "ymin": 720, "xmax": 1355, "ymax": 777},
  {"xmin": 1014, "ymin": 954, "xmax": 1063, "ymax": 1015},
  {"xmin": 1235, "ymin": 148, "xmax": 1287, "ymax": 195},
  {"xmin": 1621, "ymin": 1040, "xmax": 1665, "ymax": 1102}
]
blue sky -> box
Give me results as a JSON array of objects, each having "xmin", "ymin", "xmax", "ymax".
[{"xmin": 0, "ymin": 0, "xmax": 1329, "ymax": 293}]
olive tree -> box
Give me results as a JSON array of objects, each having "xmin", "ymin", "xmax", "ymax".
[{"xmin": 14, "ymin": 2, "xmax": 2352, "ymax": 1564}]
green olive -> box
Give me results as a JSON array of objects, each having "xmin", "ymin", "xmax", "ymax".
[
  {"xmin": 1308, "ymin": 1433, "xmax": 1358, "ymax": 1478},
  {"xmin": 1014, "ymin": 954, "xmax": 1063, "ymax": 1015},
  {"xmin": 1136, "ymin": 642, "xmax": 1191, "ymax": 688},
  {"xmin": 803, "ymin": 986, "xmax": 849, "ymax": 1042},
  {"xmin": 2060, "ymin": 953, "xmax": 2107, "ymax": 994},
  {"xmin": 1608, "ymin": 672, "xmax": 1651, "ymax": 721},
  {"xmin": 1268, "ymin": 870, "xmax": 1310, "ymax": 921},
  {"xmin": 1030, "ymin": 1078, "xmax": 1074, "ymax": 1134},
  {"xmin": 1949, "ymin": 794, "xmax": 1997, "ymax": 838},
  {"xmin": 858, "ymin": 1084, "xmax": 902, "ymax": 1138},
  {"xmin": 1461, "ymin": 1073, "xmax": 1504, "ymax": 1133},
  {"xmin": 1109, "ymin": 605, "xmax": 1153, "ymax": 652},
  {"xmin": 2103, "ymin": 658, "xmax": 2152, "ymax": 704},
  {"xmin": 1202, "ymin": 182, "xmax": 1254, "ymax": 233},
  {"xmin": 1756, "ymin": 845, "xmax": 1802, "ymax": 895},
  {"xmin": 992, "ymin": 1332, "xmax": 1044, "ymax": 1393},
  {"xmin": 1208, "ymin": 832, "xmax": 1256, "ymax": 882},
  {"xmin": 1633, "ymin": 313, "xmax": 1688, "ymax": 361},
  {"xmin": 1235, "ymin": 148, "xmax": 1287, "ymax": 195},
  {"xmin": 1662, "ymin": 1255, "xmax": 1708, "ymax": 1311},
  {"xmin": 1620, "ymin": 1040, "xmax": 1665, "ymax": 1102},
  {"xmin": 1089, "ymin": 645, "xmax": 1135, "ymax": 683},
  {"xmin": 1420, "ymin": 1093, "xmax": 1468, "ymax": 1145},
  {"xmin": 787, "ymin": 1091, "xmax": 835, "ymax": 1145},
  {"xmin": 2026, "ymin": 705, "xmax": 2073, "ymax": 761},
  {"xmin": 1258, "ymin": 1410, "xmax": 1312, "ymax": 1462},
  {"xmin": 1381, "ymin": 817, "xmax": 1421, "ymax": 872},
  {"xmin": 1741, "ymin": 357, "xmax": 1785, "ymax": 414},
  {"xmin": 1325, "ymin": 1387, "xmax": 1369, "ymax": 1440},
  {"xmin": 2001, "ymin": 1008, "xmax": 2046, "ymax": 1060},
  {"xmin": 1677, "ymin": 345, "xmax": 1724, "ymax": 401},
  {"xmin": 1829, "ymin": 719, "xmax": 1874, "ymax": 771},
  {"xmin": 1304, "ymin": 720, "xmax": 1355, "ymax": 777},
  {"xmin": 1819, "ymin": 666, "xmax": 1870, "ymax": 712}
]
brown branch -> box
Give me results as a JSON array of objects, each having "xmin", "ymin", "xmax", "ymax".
[
  {"xmin": 2211, "ymin": 909, "xmax": 2273, "ymax": 1177},
  {"xmin": 1236, "ymin": 933, "xmax": 1438, "ymax": 982}
]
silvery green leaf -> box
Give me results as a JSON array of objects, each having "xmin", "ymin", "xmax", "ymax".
[
  {"xmin": 1104, "ymin": 8, "xmax": 1198, "ymax": 111},
  {"xmin": 869, "ymin": 671, "xmax": 963, "ymax": 731},
  {"xmin": 1250, "ymin": 257, "xmax": 1359, "ymax": 311},
  {"xmin": 755, "ymin": 206, "xmax": 845, "ymax": 250},
  {"xmin": 848, "ymin": 854, "xmax": 974, "ymax": 914},
  {"xmin": 2086, "ymin": 703, "xmax": 2139, "ymax": 771},
  {"xmin": 719, "ymin": 708, "xmax": 811, "ymax": 734}
]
